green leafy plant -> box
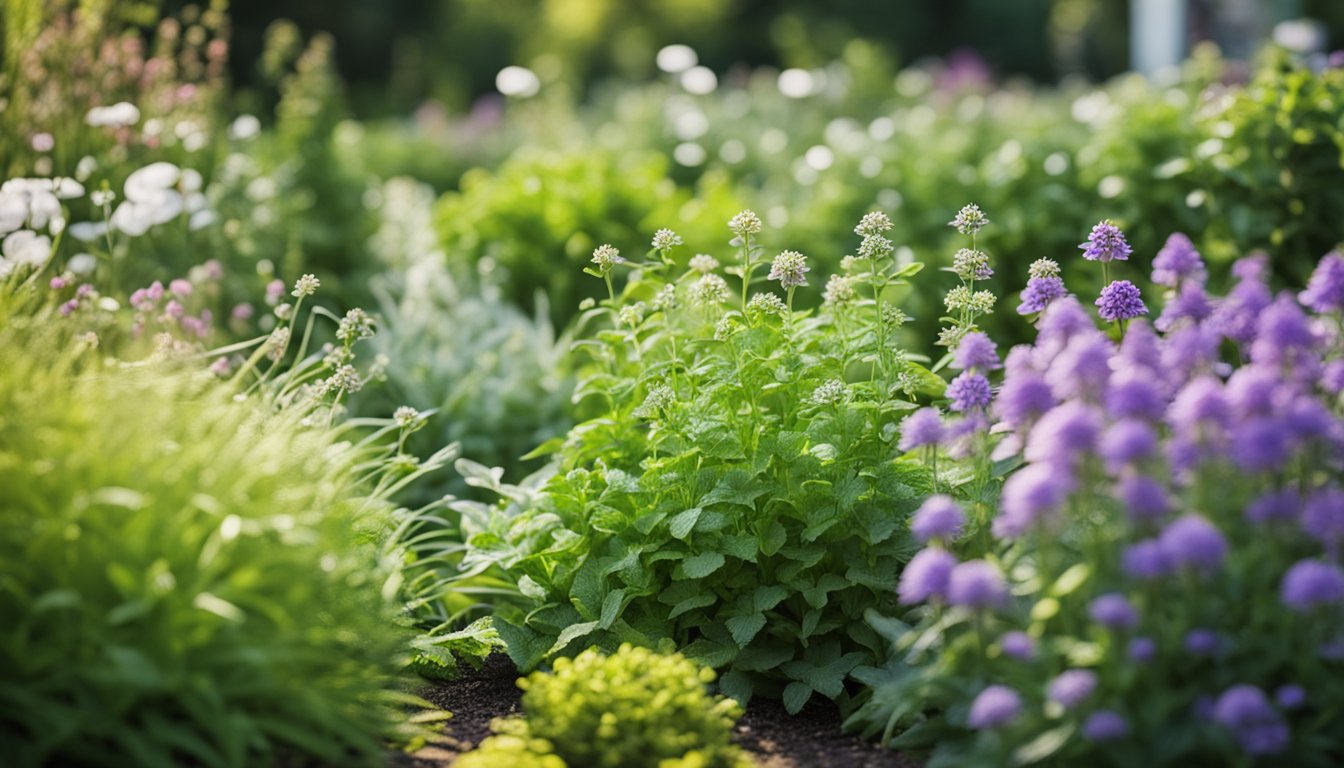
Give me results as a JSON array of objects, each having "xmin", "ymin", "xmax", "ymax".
[
  {"xmin": 463, "ymin": 210, "xmax": 951, "ymax": 711},
  {"xmin": 0, "ymin": 296, "xmax": 423, "ymax": 767},
  {"xmin": 457, "ymin": 643, "xmax": 752, "ymax": 768}
]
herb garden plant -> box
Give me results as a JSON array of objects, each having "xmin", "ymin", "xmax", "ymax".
[{"xmin": 463, "ymin": 208, "xmax": 976, "ymax": 711}]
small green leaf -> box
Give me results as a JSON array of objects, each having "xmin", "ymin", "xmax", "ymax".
[
  {"xmin": 759, "ymin": 521, "xmax": 788, "ymax": 556},
  {"xmin": 668, "ymin": 507, "xmax": 702, "ymax": 540},
  {"xmin": 783, "ymin": 682, "xmax": 813, "ymax": 714},
  {"xmin": 726, "ymin": 613, "xmax": 767, "ymax": 646},
  {"xmin": 548, "ymin": 621, "xmax": 600, "ymax": 656},
  {"xmin": 680, "ymin": 552, "xmax": 726, "ymax": 579},
  {"xmin": 599, "ymin": 589, "xmax": 626, "ymax": 629},
  {"xmin": 1049, "ymin": 563, "xmax": 1091, "ymax": 598}
]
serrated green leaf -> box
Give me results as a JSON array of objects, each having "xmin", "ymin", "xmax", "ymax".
[
  {"xmin": 720, "ymin": 533, "xmax": 759, "ymax": 562},
  {"xmin": 726, "ymin": 613, "xmax": 767, "ymax": 646},
  {"xmin": 759, "ymin": 520, "xmax": 787, "ymax": 556},
  {"xmin": 680, "ymin": 552, "xmax": 726, "ymax": 579},
  {"xmin": 668, "ymin": 593, "xmax": 716, "ymax": 619},
  {"xmin": 752, "ymin": 584, "xmax": 789, "ymax": 613},
  {"xmin": 718, "ymin": 668, "xmax": 754, "ymax": 705},
  {"xmin": 783, "ymin": 681, "xmax": 813, "ymax": 715},
  {"xmin": 599, "ymin": 589, "xmax": 626, "ymax": 629},
  {"xmin": 683, "ymin": 638, "xmax": 737, "ymax": 669},
  {"xmin": 548, "ymin": 621, "xmax": 600, "ymax": 656},
  {"xmin": 668, "ymin": 507, "xmax": 702, "ymax": 540}
]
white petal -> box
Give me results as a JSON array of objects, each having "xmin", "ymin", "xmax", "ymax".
[
  {"xmin": 188, "ymin": 209, "xmax": 217, "ymax": 231},
  {"xmin": 53, "ymin": 178, "xmax": 85, "ymax": 199},
  {"xmin": 124, "ymin": 162, "xmax": 181, "ymax": 202},
  {"xmin": 67, "ymin": 221, "xmax": 109, "ymax": 242},
  {"xmin": 68, "ymin": 253, "xmax": 97, "ymax": 275}
]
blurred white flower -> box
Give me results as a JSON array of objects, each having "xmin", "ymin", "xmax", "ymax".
[
  {"xmin": 124, "ymin": 162, "xmax": 181, "ymax": 202},
  {"xmin": 67, "ymin": 221, "xmax": 109, "ymax": 242},
  {"xmin": 180, "ymin": 169, "xmax": 203, "ymax": 193},
  {"xmin": 189, "ymin": 209, "xmax": 217, "ymax": 231},
  {"xmin": 53, "ymin": 178, "xmax": 84, "ymax": 199},
  {"xmin": 0, "ymin": 193, "xmax": 27, "ymax": 233},
  {"xmin": 85, "ymin": 102, "xmax": 141, "ymax": 128},
  {"xmin": 496, "ymin": 66, "xmax": 540, "ymax": 98},
  {"xmin": 656, "ymin": 45, "xmax": 698, "ymax": 74},
  {"xmin": 2, "ymin": 230, "xmax": 52, "ymax": 267},
  {"xmin": 230, "ymin": 114, "xmax": 261, "ymax": 140},
  {"xmin": 67, "ymin": 253, "xmax": 97, "ymax": 275}
]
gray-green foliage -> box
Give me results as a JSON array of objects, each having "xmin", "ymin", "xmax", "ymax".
[
  {"xmin": 360, "ymin": 178, "xmax": 574, "ymax": 504},
  {"xmin": 0, "ymin": 301, "xmax": 415, "ymax": 767}
]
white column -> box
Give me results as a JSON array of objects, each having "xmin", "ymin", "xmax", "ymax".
[{"xmin": 1131, "ymin": 0, "xmax": 1188, "ymax": 76}]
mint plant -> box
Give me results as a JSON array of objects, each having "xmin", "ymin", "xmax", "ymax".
[{"xmin": 463, "ymin": 209, "xmax": 954, "ymax": 711}]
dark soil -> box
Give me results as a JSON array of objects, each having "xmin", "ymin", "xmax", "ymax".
[{"xmin": 388, "ymin": 653, "xmax": 919, "ymax": 767}]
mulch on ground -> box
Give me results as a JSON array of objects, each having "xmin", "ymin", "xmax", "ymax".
[{"xmin": 388, "ymin": 653, "xmax": 920, "ymax": 767}]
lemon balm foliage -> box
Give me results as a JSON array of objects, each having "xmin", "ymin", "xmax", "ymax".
[
  {"xmin": 458, "ymin": 644, "xmax": 752, "ymax": 768},
  {"xmin": 463, "ymin": 211, "xmax": 950, "ymax": 711}
]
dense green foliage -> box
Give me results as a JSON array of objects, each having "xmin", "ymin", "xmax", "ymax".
[
  {"xmin": 0, "ymin": 303, "xmax": 416, "ymax": 767},
  {"xmin": 464, "ymin": 213, "xmax": 953, "ymax": 710},
  {"xmin": 458, "ymin": 644, "xmax": 751, "ymax": 768}
]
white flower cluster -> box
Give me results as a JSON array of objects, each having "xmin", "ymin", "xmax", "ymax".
[{"xmin": 0, "ymin": 177, "xmax": 85, "ymax": 276}]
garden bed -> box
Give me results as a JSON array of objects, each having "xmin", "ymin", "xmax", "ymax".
[{"xmin": 393, "ymin": 655, "xmax": 917, "ymax": 767}]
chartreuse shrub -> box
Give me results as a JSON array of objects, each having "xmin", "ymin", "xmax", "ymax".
[
  {"xmin": 457, "ymin": 644, "xmax": 751, "ymax": 768},
  {"xmin": 847, "ymin": 222, "xmax": 1344, "ymax": 766},
  {"xmin": 462, "ymin": 209, "xmax": 969, "ymax": 711},
  {"xmin": 0, "ymin": 300, "xmax": 421, "ymax": 766}
]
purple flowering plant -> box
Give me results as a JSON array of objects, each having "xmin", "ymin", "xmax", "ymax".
[{"xmin": 849, "ymin": 224, "xmax": 1344, "ymax": 765}]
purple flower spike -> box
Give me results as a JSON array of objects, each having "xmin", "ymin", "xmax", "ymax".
[
  {"xmin": 1080, "ymin": 220, "xmax": 1133, "ymax": 262},
  {"xmin": 1300, "ymin": 251, "xmax": 1344, "ymax": 313},
  {"xmin": 946, "ymin": 560, "xmax": 1009, "ymax": 609},
  {"xmin": 953, "ymin": 332, "xmax": 1001, "ymax": 371},
  {"xmin": 1089, "ymin": 593, "xmax": 1139, "ymax": 630},
  {"xmin": 1302, "ymin": 488, "xmax": 1344, "ymax": 550},
  {"xmin": 1025, "ymin": 402, "xmax": 1104, "ymax": 467},
  {"xmin": 1096, "ymin": 280, "xmax": 1148, "ymax": 322},
  {"xmin": 1083, "ymin": 710, "xmax": 1129, "ymax": 742},
  {"xmin": 1018, "ymin": 276, "xmax": 1068, "ymax": 315},
  {"xmin": 1128, "ymin": 636, "xmax": 1156, "ymax": 663},
  {"xmin": 1151, "ymin": 232, "xmax": 1205, "ymax": 286},
  {"xmin": 1047, "ymin": 669, "xmax": 1098, "ymax": 707},
  {"xmin": 1281, "ymin": 559, "xmax": 1344, "ymax": 612},
  {"xmin": 995, "ymin": 463, "xmax": 1074, "ymax": 538},
  {"xmin": 967, "ymin": 685, "xmax": 1022, "ymax": 729},
  {"xmin": 1185, "ymin": 629, "xmax": 1220, "ymax": 655},
  {"xmin": 898, "ymin": 548, "xmax": 958, "ymax": 605},
  {"xmin": 946, "ymin": 371, "xmax": 993, "ymax": 412},
  {"xmin": 911, "ymin": 495, "xmax": 966, "ymax": 543},
  {"xmin": 999, "ymin": 631, "xmax": 1035, "ymax": 661},
  {"xmin": 1123, "ymin": 539, "xmax": 1169, "ymax": 580},
  {"xmin": 898, "ymin": 407, "xmax": 944, "ymax": 452},
  {"xmin": 1159, "ymin": 515, "xmax": 1227, "ymax": 574},
  {"xmin": 1213, "ymin": 685, "xmax": 1290, "ymax": 756}
]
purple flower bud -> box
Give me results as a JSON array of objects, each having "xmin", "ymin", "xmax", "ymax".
[
  {"xmin": 1045, "ymin": 331, "xmax": 1113, "ymax": 401},
  {"xmin": 1302, "ymin": 488, "xmax": 1344, "ymax": 550},
  {"xmin": 1123, "ymin": 539, "xmax": 1169, "ymax": 580},
  {"xmin": 1080, "ymin": 220, "xmax": 1133, "ymax": 262},
  {"xmin": 946, "ymin": 371, "xmax": 993, "ymax": 412},
  {"xmin": 1128, "ymin": 636, "xmax": 1156, "ymax": 663},
  {"xmin": 1100, "ymin": 419, "xmax": 1158, "ymax": 472},
  {"xmin": 898, "ymin": 548, "xmax": 958, "ymax": 604},
  {"xmin": 967, "ymin": 685, "xmax": 1022, "ymax": 729},
  {"xmin": 1047, "ymin": 669, "xmax": 1098, "ymax": 707},
  {"xmin": 1251, "ymin": 294, "xmax": 1320, "ymax": 367},
  {"xmin": 1246, "ymin": 488, "xmax": 1301, "ymax": 525},
  {"xmin": 1105, "ymin": 370, "xmax": 1166, "ymax": 422},
  {"xmin": 995, "ymin": 463, "xmax": 1074, "ymax": 538},
  {"xmin": 1230, "ymin": 417, "xmax": 1293, "ymax": 473},
  {"xmin": 1018, "ymin": 275, "xmax": 1068, "ymax": 315},
  {"xmin": 1185, "ymin": 629, "xmax": 1220, "ymax": 655},
  {"xmin": 1082, "ymin": 710, "xmax": 1129, "ymax": 742},
  {"xmin": 1213, "ymin": 685, "xmax": 1290, "ymax": 756},
  {"xmin": 1116, "ymin": 320, "xmax": 1162, "ymax": 372},
  {"xmin": 1168, "ymin": 377, "xmax": 1230, "ymax": 433},
  {"xmin": 1281, "ymin": 559, "xmax": 1344, "ymax": 612},
  {"xmin": 1089, "ymin": 593, "xmax": 1139, "ymax": 630},
  {"xmin": 946, "ymin": 560, "xmax": 1009, "ymax": 609},
  {"xmin": 1155, "ymin": 280, "xmax": 1212, "ymax": 331},
  {"xmin": 1025, "ymin": 402, "xmax": 1104, "ymax": 467},
  {"xmin": 1096, "ymin": 280, "xmax": 1148, "ymax": 322},
  {"xmin": 169, "ymin": 278, "xmax": 193, "ymax": 298},
  {"xmin": 898, "ymin": 407, "xmax": 944, "ymax": 452},
  {"xmin": 953, "ymin": 331, "xmax": 1001, "ymax": 371},
  {"xmin": 1275, "ymin": 685, "xmax": 1306, "ymax": 710},
  {"xmin": 1115, "ymin": 475, "xmax": 1169, "ymax": 522},
  {"xmin": 995, "ymin": 370, "xmax": 1055, "ymax": 430},
  {"xmin": 1151, "ymin": 233, "xmax": 1205, "ymax": 287},
  {"xmin": 999, "ymin": 631, "xmax": 1035, "ymax": 661},
  {"xmin": 1159, "ymin": 515, "xmax": 1227, "ymax": 574},
  {"xmin": 1299, "ymin": 251, "xmax": 1344, "ymax": 313},
  {"xmin": 911, "ymin": 495, "xmax": 966, "ymax": 543}
]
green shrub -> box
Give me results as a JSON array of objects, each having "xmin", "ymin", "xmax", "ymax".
[
  {"xmin": 458, "ymin": 644, "xmax": 751, "ymax": 768},
  {"xmin": 0, "ymin": 304, "xmax": 415, "ymax": 767},
  {"xmin": 463, "ymin": 212, "xmax": 947, "ymax": 710}
]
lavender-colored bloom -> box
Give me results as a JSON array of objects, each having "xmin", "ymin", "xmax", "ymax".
[
  {"xmin": 1321, "ymin": 360, "xmax": 1344, "ymax": 394},
  {"xmin": 1168, "ymin": 376, "xmax": 1230, "ymax": 433},
  {"xmin": 1160, "ymin": 515, "xmax": 1227, "ymax": 573},
  {"xmin": 967, "ymin": 685, "xmax": 1021, "ymax": 729},
  {"xmin": 1097, "ymin": 280, "xmax": 1148, "ymax": 322},
  {"xmin": 946, "ymin": 371, "xmax": 993, "ymax": 412},
  {"xmin": 1275, "ymin": 685, "xmax": 1306, "ymax": 710},
  {"xmin": 1210, "ymin": 273, "xmax": 1272, "ymax": 347},
  {"xmin": 1299, "ymin": 251, "xmax": 1344, "ymax": 313},
  {"xmin": 911, "ymin": 495, "xmax": 966, "ymax": 543},
  {"xmin": 1082, "ymin": 710, "xmax": 1129, "ymax": 742},
  {"xmin": 1047, "ymin": 669, "xmax": 1098, "ymax": 707},
  {"xmin": 1161, "ymin": 325, "xmax": 1222, "ymax": 384},
  {"xmin": 995, "ymin": 370, "xmax": 1055, "ymax": 430},
  {"xmin": 1281, "ymin": 559, "xmax": 1344, "ymax": 611},
  {"xmin": 1045, "ymin": 331, "xmax": 1114, "ymax": 401},
  {"xmin": 1230, "ymin": 417, "xmax": 1293, "ymax": 473},
  {"xmin": 1225, "ymin": 366, "xmax": 1284, "ymax": 416},
  {"xmin": 1151, "ymin": 233, "xmax": 1206, "ymax": 286},
  {"xmin": 898, "ymin": 407, "xmax": 944, "ymax": 452},
  {"xmin": 1128, "ymin": 636, "xmax": 1156, "ymax": 663},
  {"xmin": 1246, "ymin": 488, "xmax": 1302, "ymax": 524},
  {"xmin": 1017, "ymin": 276, "xmax": 1068, "ymax": 315},
  {"xmin": 1080, "ymin": 220, "xmax": 1133, "ymax": 262},
  {"xmin": 1090, "ymin": 593, "xmax": 1139, "ymax": 630},
  {"xmin": 1233, "ymin": 253, "xmax": 1269, "ymax": 282},
  {"xmin": 1036, "ymin": 298, "xmax": 1094, "ymax": 355},
  {"xmin": 1251, "ymin": 294, "xmax": 1320, "ymax": 367},
  {"xmin": 953, "ymin": 332, "xmax": 1001, "ymax": 371},
  {"xmin": 1106, "ymin": 370, "xmax": 1166, "ymax": 422},
  {"xmin": 1116, "ymin": 320, "xmax": 1162, "ymax": 372},
  {"xmin": 1302, "ymin": 488, "xmax": 1344, "ymax": 550},
  {"xmin": 1100, "ymin": 419, "xmax": 1158, "ymax": 471},
  {"xmin": 1185, "ymin": 629, "xmax": 1220, "ymax": 655},
  {"xmin": 1155, "ymin": 280, "xmax": 1212, "ymax": 331},
  {"xmin": 1025, "ymin": 402, "xmax": 1104, "ymax": 466},
  {"xmin": 1213, "ymin": 686, "xmax": 1290, "ymax": 756},
  {"xmin": 898, "ymin": 548, "xmax": 958, "ymax": 604},
  {"xmin": 946, "ymin": 560, "xmax": 1009, "ymax": 609},
  {"xmin": 1284, "ymin": 396, "xmax": 1335, "ymax": 442},
  {"xmin": 1115, "ymin": 475, "xmax": 1169, "ymax": 522},
  {"xmin": 999, "ymin": 631, "xmax": 1035, "ymax": 661},
  {"xmin": 995, "ymin": 463, "xmax": 1074, "ymax": 538},
  {"xmin": 1123, "ymin": 539, "xmax": 1169, "ymax": 580}
]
